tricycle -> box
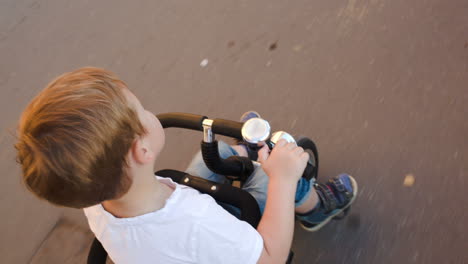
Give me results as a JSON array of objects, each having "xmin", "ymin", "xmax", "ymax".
[{"xmin": 87, "ymin": 112, "xmax": 320, "ymax": 264}]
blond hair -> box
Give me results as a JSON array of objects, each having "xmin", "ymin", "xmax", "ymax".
[{"xmin": 15, "ymin": 67, "xmax": 146, "ymax": 208}]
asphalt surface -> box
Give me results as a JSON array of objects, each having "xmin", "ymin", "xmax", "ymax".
[{"xmin": 1, "ymin": 0, "xmax": 467, "ymax": 263}]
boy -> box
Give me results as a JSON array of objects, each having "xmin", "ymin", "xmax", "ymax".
[{"xmin": 16, "ymin": 67, "xmax": 357, "ymax": 263}]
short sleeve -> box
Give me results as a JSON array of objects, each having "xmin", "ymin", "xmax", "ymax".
[{"xmin": 194, "ymin": 200, "xmax": 263, "ymax": 264}]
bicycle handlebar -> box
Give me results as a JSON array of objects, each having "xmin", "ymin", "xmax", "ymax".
[
  {"xmin": 156, "ymin": 112, "xmax": 243, "ymax": 140},
  {"xmin": 156, "ymin": 112, "xmax": 318, "ymax": 181},
  {"xmin": 157, "ymin": 112, "xmax": 207, "ymax": 131}
]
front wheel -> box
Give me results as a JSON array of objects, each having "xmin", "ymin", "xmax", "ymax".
[{"xmin": 296, "ymin": 137, "xmax": 319, "ymax": 181}]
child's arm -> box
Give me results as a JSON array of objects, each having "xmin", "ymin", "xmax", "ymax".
[{"xmin": 255, "ymin": 140, "xmax": 309, "ymax": 264}]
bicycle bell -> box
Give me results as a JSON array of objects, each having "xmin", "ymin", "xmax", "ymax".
[
  {"xmin": 241, "ymin": 118, "xmax": 271, "ymax": 144},
  {"xmin": 269, "ymin": 131, "xmax": 297, "ymax": 147}
]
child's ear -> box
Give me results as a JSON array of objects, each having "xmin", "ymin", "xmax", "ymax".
[{"xmin": 131, "ymin": 138, "xmax": 154, "ymax": 165}]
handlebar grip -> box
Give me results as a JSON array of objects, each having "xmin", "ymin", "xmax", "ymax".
[
  {"xmin": 156, "ymin": 113, "xmax": 244, "ymax": 139},
  {"xmin": 211, "ymin": 118, "xmax": 243, "ymax": 139},
  {"xmin": 157, "ymin": 113, "xmax": 207, "ymax": 131}
]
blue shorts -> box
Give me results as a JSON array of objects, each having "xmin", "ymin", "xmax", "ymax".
[{"xmin": 185, "ymin": 141, "xmax": 314, "ymax": 217}]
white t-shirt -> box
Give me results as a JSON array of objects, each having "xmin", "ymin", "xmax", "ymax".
[{"xmin": 84, "ymin": 176, "xmax": 263, "ymax": 264}]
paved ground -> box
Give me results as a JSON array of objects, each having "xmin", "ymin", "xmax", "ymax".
[{"xmin": 1, "ymin": 0, "xmax": 467, "ymax": 263}]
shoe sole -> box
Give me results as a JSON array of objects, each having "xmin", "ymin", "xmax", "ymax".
[{"xmin": 299, "ymin": 175, "xmax": 358, "ymax": 232}]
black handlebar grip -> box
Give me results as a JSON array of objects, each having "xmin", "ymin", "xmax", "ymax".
[
  {"xmin": 211, "ymin": 118, "xmax": 243, "ymax": 139},
  {"xmin": 156, "ymin": 112, "xmax": 207, "ymax": 131}
]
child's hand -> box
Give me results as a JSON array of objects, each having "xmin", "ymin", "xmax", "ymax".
[{"xmin": 257, "ymin": 139, "xmax": 309, "ymax": 183}]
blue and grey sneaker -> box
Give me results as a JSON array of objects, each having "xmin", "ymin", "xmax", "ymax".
[
  {"xmin": 237, "ymin": 111, "xmax": 262, "ymax": 160},
  {"xmin": 298, "ymin": 174, "xmax": 358, "ymax": 232}
]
